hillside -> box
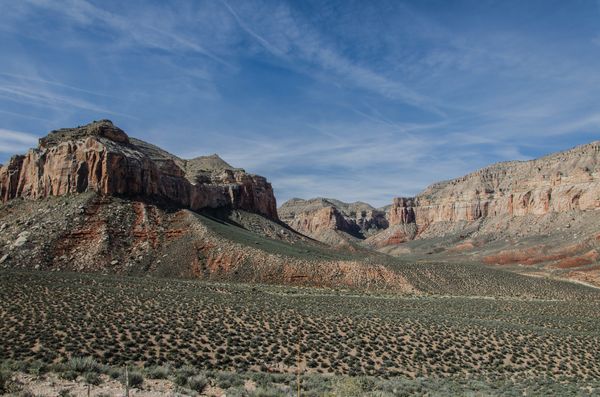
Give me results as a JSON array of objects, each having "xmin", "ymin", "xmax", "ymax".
[
  {"xmin": 280, "ymin": 142, "xmax": 600, "ymax": 287},
  {"xmin": 278, "ymin": 197, "xmax": 388, "ymax": 246},
  {"xmin": 0, "ymin": 121, "xmax": 409, "ymax": 291},
  {"xmin": 3, "ymin": 121, "xmax": 598, "ymax": 296}
]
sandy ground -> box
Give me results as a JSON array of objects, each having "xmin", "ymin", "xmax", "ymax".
[{"xmin": 7, "ymin": 372, "xmax": 228, "ymax": 397}]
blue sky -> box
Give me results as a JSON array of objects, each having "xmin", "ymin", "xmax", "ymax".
[{"xmin": 1, "ymin": 0, "xmax": 599, "ymax": 207}]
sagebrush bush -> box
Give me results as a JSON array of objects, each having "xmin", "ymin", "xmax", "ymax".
[
  {"xmin": 107, "ymin": 367, "xmax": 122, "ymax": 380},
  {"xmin": 67, "ymin": 357, "xmax": 103, "ymax": 374},
  {"xmin": 58, "ymin": 389, "xmax": 74, "ymax": 397},
  {"xmin": 27, "ymin": 360, "xmax": 46, "ymax": 376},
  {"xmin": 187, "ymin": 374, "xmax": 208, "ymax": 392},
  {"xmin": 215, "ymin": 371, "xmax": 245, "ymax": 389},
  {"xmin": 122, "ymin": 371, "xmax": 144, "ymax": 388},
  {"xmin": 84, "ymin": 371, "xmax": 102, "ymax": 386},
  {"xmin": 59, "ymin": 370, "xmax": 78, "ymax": 381},
  {"xmin": 145, "ymin": 365, "xmax": 170, "ymax": 379},
  {"xmin": 251, "ymin": 386, "xmax": 283, "ymax": 397},
  {"xmin": 173, "ymin": 373, "xmax": 188, "ymax": 387}
]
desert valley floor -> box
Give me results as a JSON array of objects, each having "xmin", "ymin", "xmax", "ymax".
[{"xmin": 1, "ymin": 270, "xmax": 600, "ymax": 396}]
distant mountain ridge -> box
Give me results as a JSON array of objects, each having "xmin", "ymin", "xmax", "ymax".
[{"xmin": 279, "ymin": 141, "xmax": 600, "ymax": 287}]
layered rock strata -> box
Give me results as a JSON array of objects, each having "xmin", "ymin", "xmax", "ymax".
[
  {"xmin": 387, "ymin": 141, "xmax": 600, "ymax": 229},
  {"xmin": 0, "ymin": 120, "xmax": 278, "ymax": 220},
  {"xmin": 278, "ymin": 198, "xmax": 388, "ymax": 244}
]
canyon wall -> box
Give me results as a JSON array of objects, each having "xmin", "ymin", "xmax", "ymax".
[
  {"xmin": 278, "ymin": 198, "xmax": 388, "ymax": 244},
  {"xmin": 0, "ymin": 120, "xmax": 278, "ymax": 220},
  {"xmin": 280, "ymin": 141, "xmax": 600, "ymax": 257},
  {"xmin": 388, "ymin": 141, "xmax": 600, "ymax": 230}
]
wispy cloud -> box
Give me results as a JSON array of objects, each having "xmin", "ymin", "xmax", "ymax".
[
  {"xmin": 0, "ymin": 128, "xmax": 38, "ymax": 154},
  {"xmin": 0, "ymin": 109, "xmax": 50, "ymax": 121},
  {"xmin": 22, "ymin": 0, "xmax": 233, "ymax": 67},
  {"xmin": 0, "ymin": 72, "xmax": 112, "ymax": 98},
  {"xmin": 174, "ymin": 118, "xmax": 495, "ymax": 206},
  {"xmin": 220, "ymin": 0, "xmax": 445, "ymax": 116},
  {"xmin": 0, "ymin": 84, "xmax": 135, "ymax": 119},
  {"xmin": 220, "ymin": 0, "xmax": 284, "ymax": 57}
]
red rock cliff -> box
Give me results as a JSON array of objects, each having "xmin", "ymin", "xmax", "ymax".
[
  {"xmin": 0, "ymin": 120, "xmax": 278, "ymax": 220},
  {"xmin": 388, "ymin": 141, "xmax": 600, "ymax": 229},
  {"xmin": 278, "ymin": 198, "xmax": 388, "ymax": 242}
]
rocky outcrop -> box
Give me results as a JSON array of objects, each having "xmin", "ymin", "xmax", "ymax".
[
  {"xmin": 0, "ymin": 120, "xmax": 278, "ymax": 220},
  {"xmin": 288, "ymin": 206, "xmax": 354, "ymax": 235},
  {"xmin": 388, "ymin": 141, "xmax": 600, "ymax": 230},
  {"xmin": 387, "ymin": 197, "xmax": 416, "ymax": 225},
  {"xmin": 371, "ymin": 141, "xmax": 600, "ymax": 286},
  {"xmin": 278, "ymin": 198, "xmax": 388, "ymax": 244}
]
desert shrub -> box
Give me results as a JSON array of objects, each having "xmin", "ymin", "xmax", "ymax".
[
  {"xmin": 377, "ymin": 378, "xmax": 425, "ymax": 395},
  {"xmin": 251, "ymin": 386, "xmax": 283, "ymax": 397},
  {"xmin": 129, "ymin": 371, "xmax": 144, "ymax": 388},
  {"xmin": 120, "ymin": 371, "xmax": 144, "ymax": 388},
  {"xmin": 27, "ymin": 360, "xmax": 47, "ymax": 376},
  {"xmin": 59, "ymin": 370, "xmax": 78, "ymax": 381},
  {"xmin": 0, "ymin": 369, "xmax": 14, "ymax": 394},
  {"xmin": 215, "ymin": 371, "xmax": 245, "ymax": 389},
  {"xmin": 224, "ymin": 387, "xmax": 249, "ymax": 397},
  {"xmin": 302, "ymin": 374, "xmax": 332, "ymax": 394},
  {"xmin": 328, "ymin": 377, "xmax": 373, "ymax": 397},
  {"xmin": 4, "ymin": 360, "xmax": 29, "ymax": 373},
  {"xmin": 173, "ymin": 373, "xmax": 188, "ymax": 387},
  {"xmin": 178, "ymin": 364, "xmax": 198, "ymax": 377},
  {"xmin": 250, "ymin": 371, "xmax": 275, "ymax": 387},
  {"xmin": 67, "ymin": 357, "xmax": 103, "ymax": 374},
  {"xmin": 84, "ymin": 371, "xmax": 102, "ymax": 385},
  {"xmin": 187, "ymin": 374, "xmax": 208, "ymax": 392},
  {"xmin": 107, "ymin": 367, "xmax": 122, "ymax": 380},
  {"xmin": 58, "ymin": 389, "xmax": 74, "ymax": 397},
  {"xmin": 145, "ymin": 365, "xmax": 171, "ymax": 379}
]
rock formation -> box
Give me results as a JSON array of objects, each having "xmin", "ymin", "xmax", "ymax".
[
  {"xmin": 2, "ymin": 120, "xmax": 599, "ymax": 289},
  {"xmin": 0, "ymin": 191, "xmax": 422, "ymax": 293},
  {"xmin": 278, "ymin": 198, "xmax": 388, "ymax": 245},
  {"xmin": 387, "ymin": 197, "xmax": 416, "ymax": 225},
  {"xmin": 278, "ymin": 142, "xmax": 600, "ymax": 286},
  {"xmin": 0, "ymin": 120, "xmax": 278, "ymax": 220},
  {"xmin": 365, "ymin": 141, "xmax": 600, "ymax": 286},
  {"xmin": 386, "ymin": 141, "xmax": 600, "ymax": 230}
]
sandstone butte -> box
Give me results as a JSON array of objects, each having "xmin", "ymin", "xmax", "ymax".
[{"xmin": 0, "ymin": 120, "xmax": 278, "ymax": 220}]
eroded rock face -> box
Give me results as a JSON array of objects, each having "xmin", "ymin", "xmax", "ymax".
[
  {"xmin": 387, "ymin": 141, "xmax": 600, "ymax": 230},
  {"xmin": 388, "ymin": 197, "xmax": 415, "ymax": 225},
  {"xmin": 0, "ymin": 120, "xmax": 278, "ymax": 220},
  {"xmin": 278, "ymin": 198, "xmax": 388, "ymax": 243}
]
